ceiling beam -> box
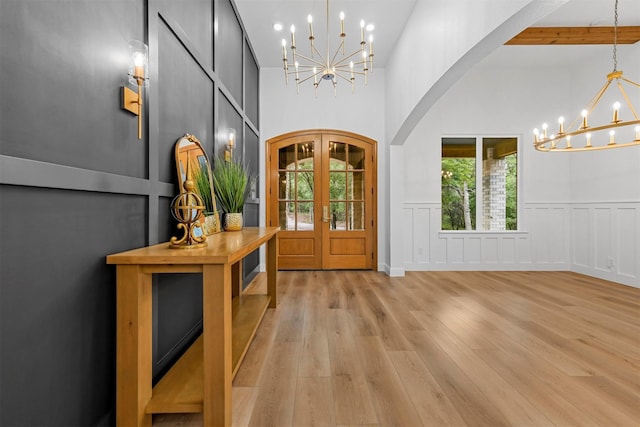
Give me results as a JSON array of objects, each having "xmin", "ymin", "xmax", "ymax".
[{"xmin": 505, "ymin": 26, "xmax": 640, "ymax": 45}]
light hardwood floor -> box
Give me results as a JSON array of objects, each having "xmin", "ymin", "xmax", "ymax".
[{"xmin": 153, "ymin": 271, "xmax": 640, "ymax": 426}]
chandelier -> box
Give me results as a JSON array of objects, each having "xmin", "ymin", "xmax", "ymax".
[
  {"xmin": 280, "ymin": 0, "xmax": 374, "ymax": 96},
  {"xmin": 533, "ymin": 0, "xmax": 640, "ymax": 152}
]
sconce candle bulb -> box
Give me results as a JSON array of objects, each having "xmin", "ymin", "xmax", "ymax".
[
  {"xmin": 225, "ymin": 128, "xmax": 236, "ymax": 161},
  {"xmin": 122, "ymin": 40, "xmax": 149, "ymax": 140}
]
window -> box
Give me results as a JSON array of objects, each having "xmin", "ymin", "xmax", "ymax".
[{"xmin": 441, "ymin": 137, "xmax": 518, "ymax": 231}]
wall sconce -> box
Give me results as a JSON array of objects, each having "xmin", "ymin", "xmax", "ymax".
[
  {"xmin": 121, "ymin": 40, "xmax": 149, "ymax": 140},
  {"xmin": 224, "ymin": 128, "xmax": 236, "ymax": 161}
]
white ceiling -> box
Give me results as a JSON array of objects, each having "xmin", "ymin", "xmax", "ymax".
[
  {"xmin": 234, "ymin": 0, "xmax": 640, "ymax": 69},
  {"xmin": 234, "ymin": 0, "xmax": 417, "ymax": 68}
]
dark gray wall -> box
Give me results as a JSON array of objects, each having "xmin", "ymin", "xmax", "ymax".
[{"xmin": 0, "ymin": 0, "xmax": 260, "ymax": 425}]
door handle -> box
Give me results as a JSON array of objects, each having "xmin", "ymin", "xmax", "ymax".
[{"xmin": 322, "ymin": 206, "xmax": 329, "ymax": 222}]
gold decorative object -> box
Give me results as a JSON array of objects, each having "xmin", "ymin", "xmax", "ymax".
[
  {"xmin": 223, "ymin": 212, "xmax": 244, "ymax": 231},
  {"xmin": 121, "ymin": 40, "xmax": 149, "ymax": 140},
  {"xmin": 174, "ymin": 133, "xmax": 220, "ymax": 235},
  {"xmin": 169, "ymin": 175, "xmax": 208, "ymax": 249},
  {"xmin": 533, "ymin": 0, "xmax": 640, "ymax": 152},
  {"xmin": 280, "ymin": 0, "xmax": 375, "ymax": 96}
]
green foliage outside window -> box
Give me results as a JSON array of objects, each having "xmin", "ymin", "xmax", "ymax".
[
  {"xmin": 441, "ymin": 151, "xmax": 517, "ymax": 231},
  {"xmin": 441, "ymin": 158, "xmax": 476, "ymax": 230}
]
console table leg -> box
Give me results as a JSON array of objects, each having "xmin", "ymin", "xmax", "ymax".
[
  {"xmin": 202, "ymin": 263, "xmax": 232, "ymax": 426},
  {"xmin": 231, "ymin": 260, "xmax": 242, "ymax": 299},
  {"xmin": 267, "ymin": 234, "xmax": 278, "ymax": 308},
  {"xmin": 116, "ymin": 265, "xmax": 152, "ymax": 427}
]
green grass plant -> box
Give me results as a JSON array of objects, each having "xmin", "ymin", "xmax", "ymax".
[
  {"xmin": 212, "ymin": 157, "xmax": 249, "ymax": 213},
  {"xmin": 190, "ymin": 159, "xmax": 216, "ymax": 214}
]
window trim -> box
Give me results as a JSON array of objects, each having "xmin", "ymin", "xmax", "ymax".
[{"xmin": 440, "ymin": 134, "xmax": 522, "ymax": 232}]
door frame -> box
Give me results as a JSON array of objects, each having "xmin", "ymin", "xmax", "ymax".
[{"xmin": 266, "ymin": 129, "xmax": 378, "ymax": 270}]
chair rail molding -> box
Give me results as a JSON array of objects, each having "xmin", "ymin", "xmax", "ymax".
[
  {"xmin": 401, "ymin": 200, "xmax": 638, "ymax": 287},
  {"xmin": 402, "ymin": 201, "xmax": 571, "ymax": 271}
]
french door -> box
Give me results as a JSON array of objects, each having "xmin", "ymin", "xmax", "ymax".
[{"xmin": 266, "ymin": 130, "xmax": 377, "ymax": 270}]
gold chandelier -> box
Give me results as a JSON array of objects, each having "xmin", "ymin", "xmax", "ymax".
[
  {"xmin": 280, "ymin": 0, "xmax": 374, "ymax": 96},
  {"xmin": 533, "ymin": 0, "xmax": 640, "ymax": 152}
]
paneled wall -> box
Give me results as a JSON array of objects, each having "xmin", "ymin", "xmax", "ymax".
[
  {"xmin": 402, "ymin": 202, "xmax": 570, "ymax": 271},
  {"xmin": 571, "ymin": 203, "xmax": 640, "ymax": 287},
  {"xmin": 402, "ymin": 202, "xmax": 639, "ymax": 287},
  {"xmin": 0, "ymin": 0, "xmax": 260, "ymax": 424}
]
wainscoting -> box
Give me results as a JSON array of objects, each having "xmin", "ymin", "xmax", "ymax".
[
  {"xmin": 571, "ymin": 202, "xmax": 640, "ymax": 288},
  {"xmin": 401, "ymin": 202, "xmax": 639, "ymax": 287}
]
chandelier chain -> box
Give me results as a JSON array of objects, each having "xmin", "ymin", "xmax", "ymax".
[{"xmin": 613, "ymin": 0, "xmax": 618, "ymax": 71}]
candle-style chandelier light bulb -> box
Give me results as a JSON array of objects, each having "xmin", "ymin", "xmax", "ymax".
[
  {"xmin": 612, "ymin": 102, "xmax": 621, "ymax": 123},
  {"xmin": 580, "ymin": 109, "xmax": 589, "ymax": 129},
  {"xmin": 279, "ymin": 0, "xmax": 375, "ymax": 96},
  {"xmin": 558, "ymin": 116, "xmax": 565, "ymax": 135}
]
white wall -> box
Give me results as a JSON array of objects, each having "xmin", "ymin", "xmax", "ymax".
[
  {"xmin": 567, "ymin": 44, "xmax": 640, "ymax": 286},
  {"xmin": 383, "ymin": 0, "xmax": 569, "ymax": 276},
  {"xmin": 259, "ymin": 67, "xmax": 389, "ymax": 270},
  {"xmin": 397, "ymin": 43, "xmax": 640, "ymax": 287},
  {"xmin": 385, "ymin": 0, "xmax": 569, "ymax": 145}
]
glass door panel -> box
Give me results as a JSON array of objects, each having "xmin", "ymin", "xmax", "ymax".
[
  {"xmin": 348, "ymin": 202, "xmax": 365, "ymax": 230},
  {"xmin": 329, "ymin": 171, "xmax": 346, "ymax": 200},
  {"xmin": 329, "ymin": 201, "xmax": 346, "ymax": 230},
  {"xmin": 348, "ymin": 171, "xmax": 365, "ymax": 200},
  {"xmin": 278, "ymin": 142, "xmax": 316, "ymax": 231},
  {"xmin": 329, "ymin": 142, "xmax": 367, "ymax": 232},
  {"xmin": 297, "ymin": 143, "xmax": 314, "ymax": 167},
  {"xmin": 348, "ymin": 146, "xmax": 365, "ymax": 169},
  {"xmin": 279, "ymin": 145, "xmax": 296, "ymax": 169},
  {"xmin": 278, "ymin": 201, "xmax": 295, "ymax": 231},
  {"xmin": 297, "ymin": 202, "xmax": 314, "ymax": 230},
  {"xmin": 278, "ymin": 171, "xmax": 295, "ymax": 199},
  {"xmin": 330, "ymin": 142, "xmax": 347, "ymax": 169}
]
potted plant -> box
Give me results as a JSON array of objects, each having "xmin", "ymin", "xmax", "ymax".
[
  {"xmin": 211, "ymin": 156, "xmax": 250, "ymax": 231},
  {"xmin": 191, "ymin": 159, "xmax": 219, "ymax": 234}
]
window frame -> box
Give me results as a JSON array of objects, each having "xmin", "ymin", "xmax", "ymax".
[{"xmin": 440, "ymin": 134, "xmax": 522, "ymax": 233}]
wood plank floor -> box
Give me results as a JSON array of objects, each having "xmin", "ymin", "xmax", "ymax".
[{"xmin": 153, "ymin": 271, "xmax": 640, "ymax": 427}]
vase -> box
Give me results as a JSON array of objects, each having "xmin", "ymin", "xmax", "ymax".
[
  {"xmin": 203, "ymin": 213, "xmax": 219, "ymax": 235},
  {"xmin": 223, "ymin": 212, "xmax": 243, "ymax": 231}
]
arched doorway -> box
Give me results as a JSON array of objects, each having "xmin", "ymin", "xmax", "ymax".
[{"xmin": 266, "ymin": 129, "xmax": 377, "ymax": 270}]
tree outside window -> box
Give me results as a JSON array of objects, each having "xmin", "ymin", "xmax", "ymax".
[{"xmin": 441, "ymin": 137, "xmax": 517, "ymax": 231}]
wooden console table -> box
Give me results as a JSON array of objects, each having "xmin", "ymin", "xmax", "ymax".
[{"xmin": 106, "ymin": 227, "xmax": 279, "ymax": 427}]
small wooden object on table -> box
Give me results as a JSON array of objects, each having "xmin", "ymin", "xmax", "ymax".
[{"xmin": 106, "ymin": 227, "xmax": 279, "ymax": 427}]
